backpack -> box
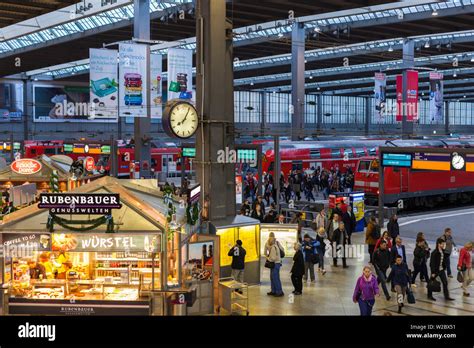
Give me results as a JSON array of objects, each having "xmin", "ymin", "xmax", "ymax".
[
  {"xmin": 371, "ymin": 224, "xmax": 381, "ymax": 240},
  {"xmin": 277, "ymin": 241, "xmax": 285, "ymax": 258}
]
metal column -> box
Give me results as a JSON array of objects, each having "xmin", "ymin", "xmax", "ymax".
[
  {"xmin": 291, "ymin": 22, "xmax": 305, "ymax": 141},
  {"xmin": 196, "ymin": 0, "xmax": 236, "ymax": 220},
  {"xmin": 378, "ymin": 150, "xmax": 385, "ymax": 227},
  {"xmin": 261, "ymin": 91, "xmax": 266, "ymax": 136},
  {"xmin": 23, "ymin": 79, "xmax": 31, "ymax": 141},
  {"xmin": 133, "ymin": 0, "xmax": 152, "ymax": 178},
  {"xmin": 401, "ymin": 39, "xmax": 415, "ymax": 139},
  {"xmin": 445, "ymin": 100, "xmax": 450, "ymax": 135},
  {"xmin": 365, "ymin": 96, "xmax": 370, "ymax": 135},
  {"xmin": 316, "ymin": 94, "xmax": 322, "ymax": 132}
]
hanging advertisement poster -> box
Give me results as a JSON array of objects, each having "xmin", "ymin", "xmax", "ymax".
[
  {"xmin": 89, "ymin": 48, "xmax": 118, "ymax": 121},
  {"xmin": 33, "ymin": 85, "xmax": 110, "ymax": 122},
  {"xmin": 396, "ymin": 70, "xmax": 419, "ymax": 122},
  {"xmin": 167, "ymin": 48, "xmax": 193, "ymax": 102},
  {"xmin": 429, "ymin": 72, "xmax": 444, "ymax": 123},
  {"xmin": 374, "ymin": 73, "xmax": 386, "ymax": 123},
  {"xmin": 119, "ymin": 43, "xmax": 148, "ymax": 117},
  {"xmin": 0, "ymin": 82, "xmax": 23, "ymax": 122},
  {"xmin": 150, "ymin": 53, "xmax": 163, "ymax": 119}
]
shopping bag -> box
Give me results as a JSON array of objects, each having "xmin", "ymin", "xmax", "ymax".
[
  {"xmin": 427, "ymin": 278, "xmax": 441, "ymax": 293},
  {"xmin": 406, "ymin": 287, "xmax": 416, "ymax": 304},
  {"xmin": 457, "ymin": 271, "xmax": 464, "ymax": 283}
]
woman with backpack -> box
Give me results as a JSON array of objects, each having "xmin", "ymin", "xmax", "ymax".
[
  {"xmin": 366, "ymin": 216, "xmax": 380, "ymax": 263},
  {"xmin": 411, "ymin": 232, "xmax": 430, "ymax": 286},
  {"xmin": 265, "ymin": 233, "xmax": 284, "ymax": 297},
  {"xmin": 352, "ymin": 265, "xmax": 380, "ymax": 316}
]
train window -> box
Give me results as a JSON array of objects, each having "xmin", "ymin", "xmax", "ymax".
[
  {"xmin": 292, "ymin": 161, "xmax": 303, "ymax": 171},
  {"xmin": 358, "ymin": 160, "xmax": 371, "ymax": 172},
  {"xmin": 44, "ymin": 148, "xmax": 57, "ymax": 155},
  {"xmin": 343, "ymin": 149, "xmax": 354, "ymax": 158},
  {"xmin": 310, "ymin": 149, "xmax": 321, "ymax": 159},
  {"xmin": 355, "ymin": 148, "xmax": 366, "ymax": 157},
  {"xmin": 331, "ymin": 149, "xmax": 342, "ymax": 158},
  {"xmin": 369, "ymin": 148, "xmax": 377, "ymax": 156}
]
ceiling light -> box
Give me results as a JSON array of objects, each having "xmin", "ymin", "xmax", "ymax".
[
  {"xmin": 453, "ymin": 71, "xmax": 457, "ymax": 77},
  {"xmin": 471, "ymin": 57, "xmax": 474, "ymax": 62},
  {"xmin": 34, "ymin": 78, "xmax": 38, "ymax": 81},
  {"xmin": 424, "ymin": 41, "xmax": 430, "ymax": 48},
  {"xmin": 317, "ymin": 86, "xmax": 321, "ymax": 91},
  {"xmin": 388, "ymin": 46, "xmax": 393, "ymax": 52},
  {"xmin": 432, "ymin": 9, "xmax": 438, "ymax": 16},
  {"xmin": 250, "ymin": 81, "xmax": 254, "ymax": 86},
  {"xmin": 278, "ymin": 32, "xmax": 284, "ymax": 38},
  {"xmin": 433, "ymin": 130, "xmax": 437, "ymax": 134},
  {"xmin": 309, "ymin": 75, "xmax": 313, "ymax": 79},
  {"xmin": 272, "ymin": 90, "xmax": 276, "ymax": 94},
  {"xmin": 464, "ymin": 95, "xmax": 467, "ymax": 98},
  {"xmin": 314, "ymin": 26, "xmax": 321, "ymax": 33}
]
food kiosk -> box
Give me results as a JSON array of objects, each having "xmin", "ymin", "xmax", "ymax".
[{"xmin": 0, "ymin": 177, "xmax": 188, "ymax": 316}]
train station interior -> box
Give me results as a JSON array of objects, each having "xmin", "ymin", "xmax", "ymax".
[{"xmin": 0, "ymin": 0, "xmax": 474, "ymax": 338}]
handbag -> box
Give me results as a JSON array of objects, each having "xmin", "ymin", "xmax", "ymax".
[
  {"xmin": 310, "ymin": 253, "xmax": 319, "ymax": 265},
  {"xmin": 406, "ymin": 287, "xmax": 416, "ymax": 304},
  {"xmin": 264, "ymin": 260, "xmax": 275, "ymax": 269},
  {"xmin": 457, "ymin": 271, "xmax": 464, "ymax": 283},
  {"xmin": 427, "ymin": 278, "xmax": 441, "ymax": 293}
]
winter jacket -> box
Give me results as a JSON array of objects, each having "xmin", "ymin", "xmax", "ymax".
[
  {"xmin": 374, "ymin": 237, "xmax": 392, "ymax": 251},
  {"xmin": 387, "ymin": 220, "xmax": 400, "ymax": 240},
  {"xmin": 315, "ymin": 233, "xmax": 327, "ymax": 254},
  {"xmin": 332, "ymin": 228, "xmax": 348, "ymax": 246},
  {"xmin": 291, "ymin": 250, "xmax": 305, "ymax": 276},
  {"xmin": 352, "ymin": 274, "xmax": 379, "ymax": 302},
  {"xmin": 251, "ymin": 210, "xmax": 264, "ymax": 223},
  {"xmin": 302, "ymin": 239, "xmax": 320, "ymax": 262},
  {"xmin": 228, "ymin": 245, "xmax": 246, "ymax": 270},
  {"xmin": 387, "ymin": 262, "xmax": 410, "ymax": 287},
  {"xmin": 439, "ymin": 234, "xmax": 456, "ymax": 255},
  {"xmin": 365, "ymin": 223, "xmax": 378, "ymax": 246},
  {"xmin": 342, "ymin": 211, "xmax": 356, "ymax": 235},
  {"xmin": 430, "ymin": 248, "xmax": 447, "ymax": 275},
  {"xmin": 413, "ymin": 241, "xmax": 430, "ymax": 266},
  {"xmin": 458, "ymin": 247, "xmax": 472, "ymax": 270},
  {"xmin": 390, "ymin": 244, "xmax": 407, "ymax": 264},
  {"xmin": 373, "ymin": 248, "xmax": 391, "ymax": 273},
  {"xmin": 267, "ymin": 243, "xmax": 283, "ymax": 264}
]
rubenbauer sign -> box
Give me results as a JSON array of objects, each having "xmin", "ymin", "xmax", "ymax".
[{"xmin": 38, "ymin": 193, "xmax": 122, "ymax": 214}]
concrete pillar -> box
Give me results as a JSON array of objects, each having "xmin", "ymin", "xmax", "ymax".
[
  {"xmin": 133, "ymin": 0, "xmax": 151, "ymax": 178},
  {"xmin": 196, "ymin": 0, "xmax": 236, "ymax": 220},
  {"xmin": 291, "ymin": 22, "xmax": 305, "ymax": 141},
  {"xmin": 401, "ymin": 39, "xmax": 415, "ymax": 138}
]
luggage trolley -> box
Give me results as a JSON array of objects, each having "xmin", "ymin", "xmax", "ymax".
[{"xmin": 216, "ymin": 277, "xmax": 249, "ymax": 316}]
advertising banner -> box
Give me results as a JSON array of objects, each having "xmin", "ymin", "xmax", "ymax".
[
  {"xmin": 150, "ymin": 53, "xmax": 163, "ymax": 119},
  {"xmin": 396, "ymin": 70, "xmax": 419, "ymax": 122},
  {"xmin": 429, "ymin": 72, "xmax": 444, "ymax": 123},
  {"xmin": 38, "ymin": 193, "xmax": 122, "ymax": 214},
  {"xmin": 167, "ymin": 48, "xmax": 193, "ymax": 102},
  {"xmin": 89, "ymin": 48, "xmax": 118, "ymax": 121},
  {"xmin": 119, "ymin": 43, "xmax": 148, "ymax": 117},
  {"xmin": 0, "ymin": 82, "xmax": 23, "ymax": 122},
  {"xmin": 10, "ymin": 159, "xmax": 42, "ymax": 175},
  {"xmin": 51, "ymin": 233, "xmax": 161, "ymax": 252},
  {"xmin": 2, "ymin": 232, "xmax": 51, "ymax": 258},
  {"xmin": 374, "ymin": 73, "xmax": 386, "ymax": 122}
]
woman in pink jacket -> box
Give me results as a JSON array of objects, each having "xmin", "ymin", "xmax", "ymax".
[
  {"xmin": 353, "ymin": 266, "xmax": 380, "ymax": 316},
  {"xmin": 458, "ymin": 242, "xmax": 473, "ymax": 297}
]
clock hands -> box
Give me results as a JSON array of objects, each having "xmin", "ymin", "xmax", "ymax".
[{"xmin": 177, "ymin": 109, "xmax": 190, "ymax": 126}]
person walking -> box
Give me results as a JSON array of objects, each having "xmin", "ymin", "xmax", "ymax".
[
  {"xmin": 251, "ymin": 203, "xmax": 264, "ymax": 223},
  {"xmin": 374, "ymin": 231, "xmax": 393, "ymax": 252},
  {"xmin": 302, "ymin": 233, "xmax": 320, "ymax": 283},
  {"xmin": 228, "ymin": 240, "xmax": 246, "ymax": 289},
  {"xmin": 457, "ymin": 242, "xmax": 473, "ymax": 297},
  {"xmin": 365, "ymin": 216, "xmax": 380, "ymax": 264},
  {"xmin": 265, "ymin": 234, "xmax": 284, "ymax": 297},
  {"xmin": 315, "ymin": 227, "xmax": 327, "ymax": 275},
  {"xmin": 372, "ymin": 240, "xmax": 392, "ymax": 301},
  {"xmin": 314, "ymin": 209, "xmax": 328, "ymax": 232},
  {"xmin": 387, "ymin": 214, "xmax": 400, "ymax": 245},
  {"xmin": 411, "ymin": 232, "xmax": 430, "ymax": 286},
  {"xmin": 326, "ymin": 213, "xmax": 340, "ymax": 242},
  {"xmin": 290, "ymin": 243, "xmax": 305, "ymax": 295},
  {"xmin": 331, "ymin": 221, "xmax": 349, "ymax": 268},
  {"xmin": 342, "ymin": 206, "xmax": 356, "ymax": 244},
  {"xmin": 428, "ymin": 238, "xmax": 454, "ymax": 301},
  {"xmin": 353, "ymin": 265, "xmax": 380, "ymax": 316},
  {"xmin": 439, "ymin": 228, "xmax": 456, "ymax": 278},
  {"xmin": 387, "ymin": 255, "xmax": 411, "ymax": 313},
  {"xmin": 390, "ymin": 237, "xmax": 408, "ymax": 292}
]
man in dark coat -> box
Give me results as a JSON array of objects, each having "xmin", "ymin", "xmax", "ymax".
[
  {"xmin": 228, "ymin": 240, "xmax": 246, "ymax": 292},
  {"xmin": 342, "ymin": 206, "xmax": 357, "ymax": 244},
  {"xmin": 373, "ymin": 240, "xmax": 392, "ymax": 300},
  {"xmin": 428, "ymin": 238, "xmax": 454, "ymax": 301},
  {"xmin": 290, "ymin": 243, "xmax": 305, "ymax": 295},
  {"xmin": 331, "ymin": 221, "xmax": 349, "ymax": 268},
  {"xmin": 387, "ymin": 214, "xmax": 400, "ymax": 245}
]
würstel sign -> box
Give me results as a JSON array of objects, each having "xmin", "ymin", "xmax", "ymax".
[{"xmin": 39, "ymin": 193, "xmax": 122, "ymax": 214}]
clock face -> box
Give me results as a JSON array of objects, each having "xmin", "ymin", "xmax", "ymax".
[
  {"xmin": 169, "ymin": 102, "xmax": 198, "ymax": 138},
  {"xmin": 452, "ymin": 154, "xmax": 465, "ymax": 170}
]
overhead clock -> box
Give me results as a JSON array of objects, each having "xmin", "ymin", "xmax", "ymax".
[
  {"xmin": 162, "ymin": 99, "xmax": 199, "ymax": 139},
  {"xmin": 451, "ymin": 152, "xmax": 465, "ymax": 170}
]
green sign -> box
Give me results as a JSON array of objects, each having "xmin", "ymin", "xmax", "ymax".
[
  {"xmin": 63, "ymin": 144, "xmax": 73, "ymax": 153},
  {"xmin": 182, "ymin": 147, "xmax": 196, "ymax": 158},
  {"xmin": 101, "ymin": 145, "xmax": 111, "ymax": 154}
]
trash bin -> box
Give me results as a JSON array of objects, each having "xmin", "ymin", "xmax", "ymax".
[{"xmin": 171, "ymin": 300, "xmax": 187, "ymax": 316}]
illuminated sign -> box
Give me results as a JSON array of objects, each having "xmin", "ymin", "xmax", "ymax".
[
  {"xmin": 382, "ymin": 153, "xmax": 412, "ymax": 167},
  {"xmin": 39, "ymin": 193, "xmax": 122, "ymax": 214},
  {"xmin": 412, "ymin": 152, "xmax": 450, "ymax": 171},
  {"xmin": 84, "ymin": 156, "xmax": 95, "ymax": 172},
  {"xmin": 11, "ymin": 159, "xmax": 42, "ymax": 175},
  {"xmin": 182, "ymin": 147, "xmax": 196, "ymax": 158},
  {"xmin": 188, "ymin": 184, "xmax": 200, "ymax": 204}
]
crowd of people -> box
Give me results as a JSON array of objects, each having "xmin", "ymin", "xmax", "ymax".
[{"xmin": 242, "ymin": 166, "xmax": 355, "ymax": 205}]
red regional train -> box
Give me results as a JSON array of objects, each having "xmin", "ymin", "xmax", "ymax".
[{"xmin": 354, "ymin": 139, "xmax": 474, "ymax": 208}]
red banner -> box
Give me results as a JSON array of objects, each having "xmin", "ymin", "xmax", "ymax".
[{"xmin": 396, "ymin": 70, "xmax": 419, "ymax": 122}]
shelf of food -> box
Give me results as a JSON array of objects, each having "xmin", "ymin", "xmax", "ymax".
[{"xmin": 95, "ymin": 258, "xmax": 154, "ymax": 261}]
